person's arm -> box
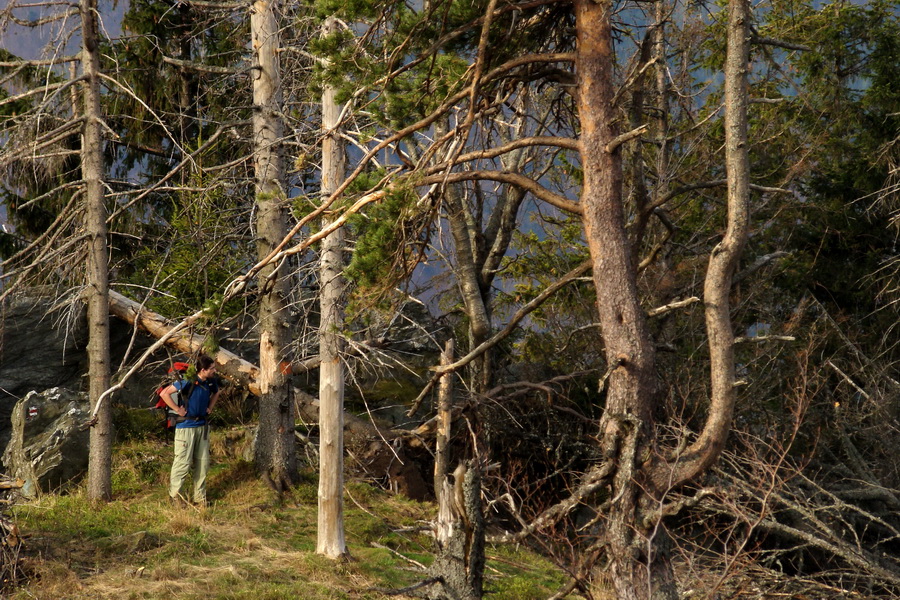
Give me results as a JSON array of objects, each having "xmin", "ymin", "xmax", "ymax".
[{"xmin": 161, "ymin": 383, "xmax": 187, "ymax": 417}]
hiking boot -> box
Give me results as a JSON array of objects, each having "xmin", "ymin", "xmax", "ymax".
[{"xmin": 169, "ymin": 494, "xmax": 188, "ymax": 507}]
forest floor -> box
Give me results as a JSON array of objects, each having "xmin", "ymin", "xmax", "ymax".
[{"xmin": 3, "ymin": 433, "xmax": 574, "ymax": 600}]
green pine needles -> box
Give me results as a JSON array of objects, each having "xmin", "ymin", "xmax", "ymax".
[{"xmin": 345, "ymin": 177, "xmax": 429, "ymax": 293}]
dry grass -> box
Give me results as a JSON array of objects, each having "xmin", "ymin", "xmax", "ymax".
[{"xmin": 5, "ymin": 437, "xmax": 572, "ymax": 600}]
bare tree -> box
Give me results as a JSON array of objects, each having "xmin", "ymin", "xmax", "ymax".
[
  {"xmin": 1, "ymin": 0, "xmax": 117, "ymax": 502},
  {"xmin": 316, "ymin": 15, "xmax": 348, "ymax": 559}
]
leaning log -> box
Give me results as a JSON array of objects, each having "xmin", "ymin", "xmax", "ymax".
[{"xmin": 108, "ymin": 290, "xmax": 320, "ymax": 394}]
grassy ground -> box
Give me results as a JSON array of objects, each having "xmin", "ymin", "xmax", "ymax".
[{"xmin": 6, "ymin": 434, "xmax": 572, "ymax": 600}]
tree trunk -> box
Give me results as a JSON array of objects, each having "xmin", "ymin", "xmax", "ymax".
[
  {"xmin": 316, "ymin": 16, "xmax": 348, "ymax": 559},
  {"xmin": 427, "ymin": 462, "xmax": 485, "ymax": 600},
  {"xmin": 176, "ymin": 3, "xmax": 198, "ymax": 160},
  {"xmin": 434, "ymin": 340, "xmax": 454, "ymax": 516},
  {"xmin": 573, "ymin": 1, "xmax": 671, "ymax": 597},
  {"xmin": 82, "ymin": 0, "xmax": 112, "ymax": 503},
  {"xmin": 656, "ymin": 0, "xmax": 752, "ymax": 490},
  {"xmin": 445, "ymin": 189, "xmax": 492, "ymax": 393},
  {"xmin": 251, "ymin": 0, "xmax": 296, "ymax": 490},
  {"xmin": 574, "ymin": 0, "xmax": 752, "ymax": 595}
]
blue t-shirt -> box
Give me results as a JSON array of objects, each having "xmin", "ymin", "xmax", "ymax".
[{"xmin": 174, "ymin": 378, "xmax": 218, "ymax": 429}]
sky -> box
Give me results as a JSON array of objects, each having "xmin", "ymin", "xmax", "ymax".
[{"xmin": 0, "ymin": 0, "xmax": 126, "ymax": 60}]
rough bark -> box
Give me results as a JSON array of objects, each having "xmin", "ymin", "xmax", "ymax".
[
  {"xmin": 316, "ymin": 16, "xmax": 348, "ymax": 559},
  {"xmin": 571, "ymin": 0, "xmax": 752, "ymax": 595},
  {"xmin": 82, "ymin": 0, "xmax": 112, "ymax": 503},
  {"xmin": 251, "ymin": 0, "xmax": 296, "ymax": 490},
  {"xmin": 574, "ymin": 0, "xmax": 678, "ymax": 597}
]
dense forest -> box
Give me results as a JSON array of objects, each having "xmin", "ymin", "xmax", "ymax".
[{"xmin": 2, "ymin": 0, "xmax": 900, "ymax": 598}]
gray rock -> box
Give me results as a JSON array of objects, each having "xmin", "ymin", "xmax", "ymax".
[
  {"xmin": 0, "ymin": 296, "xmax": 87, "ymax": 419},
  {"xmin": 2, "ymin": 387, "xmax": 90, "ymax": 498}
]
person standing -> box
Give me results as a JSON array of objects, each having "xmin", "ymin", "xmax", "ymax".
[{"xmin": 161, "ymin": 355, "xmax": 220, "ymax": 506}]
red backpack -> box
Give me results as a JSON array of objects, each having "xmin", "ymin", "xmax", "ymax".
[{"xmin": 154, "ymin": 362, "xmax": 192, "ymax": 429}]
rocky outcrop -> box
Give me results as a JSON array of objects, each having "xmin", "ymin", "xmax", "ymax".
[
  {"xmin": 0, "ymin": 297, "xmax": 87, "ymax": 415},
  {"xmin": 1, "ymin": 388, "xmax": 90, "ymax": 498},
  {"xmin": 0, "ymin": 293, "xmax": 158, "ymax": 449}
]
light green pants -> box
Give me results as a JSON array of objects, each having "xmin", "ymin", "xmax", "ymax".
[{"xmin": 169, "ymin": 425, "xmax": 210, "ymax": 503}]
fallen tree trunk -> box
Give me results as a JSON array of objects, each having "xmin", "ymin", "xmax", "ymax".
[
  {"xmin": 108, "ymin": 290, "xmax": 262, "ymax": 393},
  {"xmin": 108, "ymin": 290, "xmax": 320, "ymax": 395}
]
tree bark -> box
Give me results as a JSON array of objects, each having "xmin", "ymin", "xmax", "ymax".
[
  {"xmin": 82, "ymin": 0, "xmax": 112, "ymax": 503},
  {"xmin": 251, "ymin": 0, "xmax": 297, "ymax": 490},
  {"xmin": 434, "ymin": 339, "xmax": 454, "ymax": 525},
  {"xmin": 316, "ymin": 15, "xmax": 348, "ymax": 559},
  {"xmin": 445, "ymin": 188, "xmax": 493, "ymax": 392},
  {"xmin": 573, "ymin": 0, "xmax": 752, "ymax": 595},
  {"xmin": 660, "ymin": 0, "xmax": 752, "ymax": 489},
  {"xmin": 574, "ymin": 1, "xmax": 669, "ymax": 597},
  {"xmin": 427, "ymin": 462, "xmax": 484, "ymax": 600}
]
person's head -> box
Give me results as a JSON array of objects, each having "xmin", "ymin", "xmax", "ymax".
[{"xmin": 196, "ymin": 355, "xmax": 216, "ymax": 380}]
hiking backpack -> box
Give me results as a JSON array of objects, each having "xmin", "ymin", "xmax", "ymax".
[{"xmin": 153, "ymin": 362, "xmax": 195, "ymax": 429}]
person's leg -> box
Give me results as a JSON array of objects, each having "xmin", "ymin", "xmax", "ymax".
[
  {"xmin": 169, "ymin": 427, "xmax": 193, "ymax": 499},
  {"xmin": 192, "ymin": 425, "xmax": 211, "ymax": 504}
]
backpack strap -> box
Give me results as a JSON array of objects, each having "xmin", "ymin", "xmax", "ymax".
[
  {"xmin": 166, "ymin": 380, "xmax": 196, "ymax": 421},
  {"xmin": 182, "ymin": 380, "xmax": 205, "ymax": 420},
  {"xmin": 180, "ymin": 380, "xmax": 196, "ymax": 405}
]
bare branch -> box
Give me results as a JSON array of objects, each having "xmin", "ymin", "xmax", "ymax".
[
  {"xmin": 0, "ymin": 56, "xmax": 79, "ymax": 67},
  {"xmin": 487, "ymin": 459, "xmax": 613, "ymax": 543},
  {"xmin": 733, "ymin": 250, "xmax": 790, "ymax": 283},
  {"xmin": 416, "ymin": 170, "xmax": 581, "ymax": 215},
  {"xmin": 407, "ymin": 260, "xmax": 593, "ymax": 416},
  {"xmin": 733, "ymin": 334, "xmax": 796, "ymax": 344},
  {"xmin": 161, "ymin": 55, "xmax": 245, "ymax": 75},
  {"xmin": 424, "ymin": 136, "xmax": 579, "ymax": 173},
  {"xmin": 183, "ymin": 0, "xmax": 248, "ymax": 8},
  {"xmin": 3, "ymin": 8, "xmax": 78, "ymax": 27},
  {"xmin": 647, "ymin": 296, "xmax": 700, "ymax": 318},
  {"xmin": 0, "ymin": 79, "xmax": 78, "ymax": 113},
  {"xmin": 605, "ymin": 124, "xmax": 649, "ymax": 153}
]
